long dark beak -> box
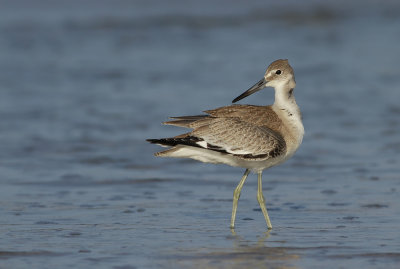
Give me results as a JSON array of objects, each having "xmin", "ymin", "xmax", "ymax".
[{"xmin": 232, "ymin": 78, "xmax": 267, "ymax": 103}]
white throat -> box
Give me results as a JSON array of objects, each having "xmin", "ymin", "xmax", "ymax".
[
  {"xmin": 272, "ymin": 81, "xmax": 304, "ymax": 151},
  {"xmin": 272, "ymin": 82, "xmax": 298, "ymax": 111}
]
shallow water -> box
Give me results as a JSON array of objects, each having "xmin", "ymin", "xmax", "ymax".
[{"xmin": 1, "ymin": 0, "xmax": 400, "ymax": 268}]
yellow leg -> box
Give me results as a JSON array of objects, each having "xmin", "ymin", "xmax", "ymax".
[
  {"xmin": 230, "ymin": 169, "xmax": 250, "ymax": 229},
  {"xmin": 257, "ymin": 171, "xmax": 272, "ymax": 229}
]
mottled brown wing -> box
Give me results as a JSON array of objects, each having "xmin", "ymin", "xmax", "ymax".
[
  {"xmin": 192, "ymin": 117, "xmax": 286, "ymax": 159},
  {"xmin": 204, "ymin": 104, "xmax": 283, "ymax": 133}
]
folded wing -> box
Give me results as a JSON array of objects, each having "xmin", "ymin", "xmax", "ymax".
[{"xmin": 148, "ymin": 105, "xmax": 286, "ymax": 160}]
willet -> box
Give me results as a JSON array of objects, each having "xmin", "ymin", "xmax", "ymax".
[{"xmin": 147, "ymin": 59, "xmax": 304, "ymax": 229}]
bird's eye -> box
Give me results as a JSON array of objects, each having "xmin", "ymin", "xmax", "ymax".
[{"xmin": 275, "ymin": 70, "xmax": 282, "ymax": 75}]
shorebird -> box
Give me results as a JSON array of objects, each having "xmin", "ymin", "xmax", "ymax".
[{"xmin": 147, "ymin": 59, "xmax": 304, "ymax": 229}]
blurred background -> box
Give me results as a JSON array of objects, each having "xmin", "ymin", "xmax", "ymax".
[{"xmin": 0, "ymin": 0, "xmax": 399, "ymax": 268}]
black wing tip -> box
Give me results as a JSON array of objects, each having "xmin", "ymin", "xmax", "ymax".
[
  {"xmin": 147, "ymin": 137, "xmax": 231, "ymax": 155},
  {"xmin": 146, "ymin": 137, "xmax": 199, "ymax": 147},
  {"xmin": 147, "ymin": 136, "xmax": 224, "ymax": 153}
]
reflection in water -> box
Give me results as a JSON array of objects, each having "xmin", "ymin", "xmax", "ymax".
[{"xmin": 174, "ymin": 231, "xmax": 299, "ymax": 269}]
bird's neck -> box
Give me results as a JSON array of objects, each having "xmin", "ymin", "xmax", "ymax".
[
  {"xmin": 272, "ymin": 81, "xmax": 304, "ymax": 153},
  {"xmin": 272, "ymin": 82, "xmax": 300, "ymax": 117}
]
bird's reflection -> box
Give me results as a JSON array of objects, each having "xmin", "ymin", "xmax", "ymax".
[
  {"xmin": 174, "ymin": 229, "xmax": 300, "ymax": 269},
  {"xmin": 230, "ymin": 228, "xmax": 271, "ymax": 246}
]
